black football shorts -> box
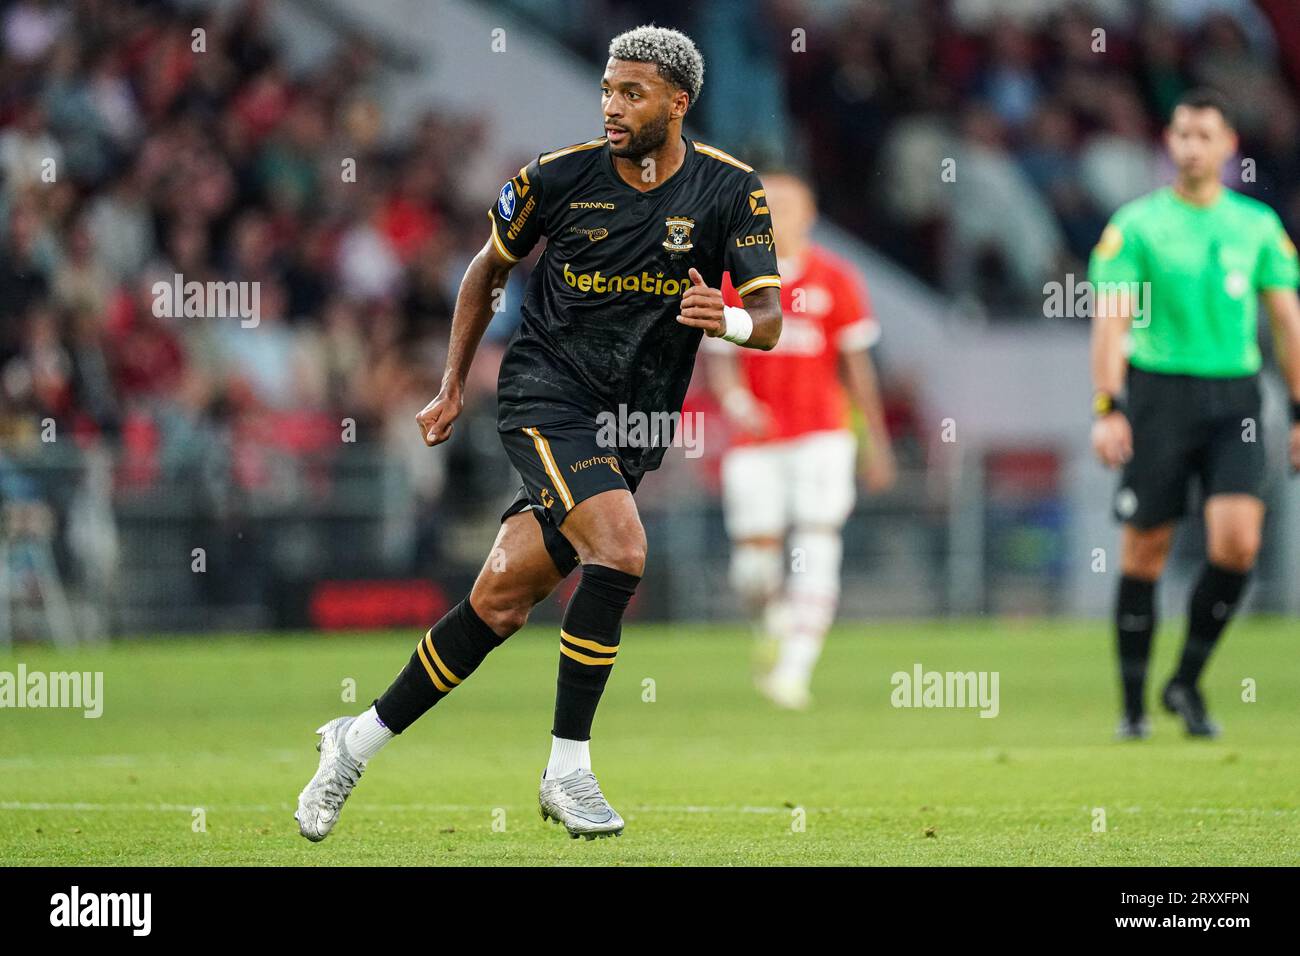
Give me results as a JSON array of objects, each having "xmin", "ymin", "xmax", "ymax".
[
  {"xmin": 498, "ymin": 420, "xmax": 642, "ymax": 575},
  {"xmin": 1114, "ymin": 366, "xmax": 1265, "ymax": 528}
]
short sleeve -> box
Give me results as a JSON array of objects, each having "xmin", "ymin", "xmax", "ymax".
[
  {"xmin": 1087, "ymin": 215, "xmax": 1146, "ymax": 288},
  {"xmin": 1255, "ymin": 212, "xmax": 1300, "ymax": 290},
  {"xmin": 487, "ymin": 158, "xmax": 545, "ymax": 263},
  {"xmin": 723, "ymin": 171, "xmax": 781, "ymax": 298},
  {"xmin": 832, "ymin": 269, "xmax": 880, "ymax": 352}
]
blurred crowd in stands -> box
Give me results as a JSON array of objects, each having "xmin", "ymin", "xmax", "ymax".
[
  {"xmin": 785, "ymin": 0, "xmax": 1300, "ymax": 312},
  {"xmin": 524, "ymin": 0, "xmax": 1300, "ymax": 312},
  {"xmin": 3, "ymin": 0, "xmax": 1299, "ymax": 587},
  {"xmin": 0, "ymin": 0, "xmax": 527, "ymax": 574}
]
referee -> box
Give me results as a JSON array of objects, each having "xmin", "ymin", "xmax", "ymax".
[{"xmin": 1089, "ymin": 90, "xmax": 1300, "ymax": 740}]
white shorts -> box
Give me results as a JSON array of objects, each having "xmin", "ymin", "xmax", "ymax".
[{"xmin": 721, "ymin": 430, "xmax": 857, "ymax": 539}]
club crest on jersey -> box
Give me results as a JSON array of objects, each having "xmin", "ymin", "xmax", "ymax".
[
  {"xmin": 498, "ymin": 182, "xmax": 517, "ymax": 220},
  {"xmin": 662, "ymin": 216, "xmax": 695, "ymax": 256}
]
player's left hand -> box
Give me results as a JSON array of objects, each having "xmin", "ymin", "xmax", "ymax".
[
  {"xmin": 676, "ymin": 267, "xmax": 725, "ymax": 336},
  {"xmin": 860, "ymin": 443, "xmax": 898, "ymax": 494},
  {"xmin": 1289, "ymin": 422, "xmax": 1300, "ymax": 473}
]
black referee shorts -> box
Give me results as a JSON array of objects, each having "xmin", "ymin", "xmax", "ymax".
[
  {"xmin": 1115, "ymin": 366, "xmax": 1265, "ymax": 528},
  {"xmin": 498, "ymin": 421, "xmax": 642, "ymax": 575}
]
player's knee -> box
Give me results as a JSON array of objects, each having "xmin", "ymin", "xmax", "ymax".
[
  {"xmin": 593, "ymin": 543, "xmax": 646, "ymax": 577},
  {"xmin": 480, "ymin": 601, "xmax": 532, "ymax": 638},
  {"xmin": 468, "ymin": 587, "xmax": 533, "ymax": 638},
  {"xmin": 1209, "ymin": 531, "xmax": 1259, "ymax": 573},
  {"xmin": 583, "ymin": 529, "xmax": 647, "ymax": 576},
  {"xmin": 729, "ymin": 543, "xmax": 783, "ymax": 604},
  {"xmin": 1122, "ymin": 534, "xmax": 1171, "ymax": 579}
]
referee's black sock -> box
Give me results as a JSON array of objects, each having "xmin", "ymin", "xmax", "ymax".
[
  {"xmin": 1173, "ymin": 563, "xmax": 1250, "ymax": 688},
  {"xmin": 552, "ymin": 564, "xmax": 640, "ymax": 741},
  {"xmin": 1116, "ymin": 575, "xmax": 1157, "ymax": 719},
  {"xmin": 373, "ymin": 599, "xmax": 506, "ymax": 733}
]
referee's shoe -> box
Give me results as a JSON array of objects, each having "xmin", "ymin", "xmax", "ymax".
[{"xmin": 1161, "ymin": 681, "xmax": 1221, "ymax": 738}]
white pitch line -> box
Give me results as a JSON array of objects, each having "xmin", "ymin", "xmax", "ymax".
[
  {"xmin": 0, "ymin": 801, "xmax": 787, "ymax": 814},
  {"xmin": 1, "ymin": 801, "xmax": 1294, "ymax": 816},
  {"xmin": 0, "ymin": 750, "xmax": 306, "ymax": 770}
]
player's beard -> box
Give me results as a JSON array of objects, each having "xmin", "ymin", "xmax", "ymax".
[{"xmin": 609, "ymin": 109, "xmax": 670, "ymax": 160}]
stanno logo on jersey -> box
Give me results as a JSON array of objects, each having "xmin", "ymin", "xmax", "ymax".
[
  {"xmin": 498, "ymin": 182, "xmax": 516, "ymax": 220},
  {"xmin": 748, "ymin": 189, "xmax": 769, "ymax": 214},
  {"xmin": 571, "ymin": 201, "xmax": 616, "ymax": 210},
  {"xmin": 663, "ymin": 216, "xmax": 695, "ymax": 256}
]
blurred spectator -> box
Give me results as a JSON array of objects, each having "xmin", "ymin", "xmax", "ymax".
[
  {"xmin": 0, "ymin": 0, "xmax": 518, "ymax": 584},
  {"xmin": 509, "ymin": 0, "xmax": 1300, "ymax": 314}
]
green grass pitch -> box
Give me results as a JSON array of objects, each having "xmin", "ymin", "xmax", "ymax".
[{"xmin": 1, "ymin": 619, "xmax": 1296, "ymax": 865}]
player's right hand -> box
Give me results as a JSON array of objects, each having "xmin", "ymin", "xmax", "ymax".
[
  {"xmin": 416, "ymin": 387, "xmax": 463, "ymax": 447},
  {"xmin": 1091, "ymin": 412, "xmax": 1132, "ymax": 469}
]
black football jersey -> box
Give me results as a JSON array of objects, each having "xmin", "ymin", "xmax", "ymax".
[{"xmin": 488, "ymin": 136, "xmax": 780, "ymax": 476}]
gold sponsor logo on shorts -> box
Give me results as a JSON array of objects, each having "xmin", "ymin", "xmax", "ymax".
[
  {"xmin": 569, "ymin": 455, "xmax": 621, "ymax": 476},
  {"xmin": 540, "ymin": 487, "xmax": 555, "ymax": 508}
]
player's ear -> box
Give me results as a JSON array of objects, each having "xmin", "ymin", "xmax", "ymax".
[{"xmin": 672, "ymin": 89, "xmax": 690, "ymax": 121}]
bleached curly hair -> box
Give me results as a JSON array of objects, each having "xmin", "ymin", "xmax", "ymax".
[{"xmin": 608, "ymin": 25, "xmax": 704, "ymax": 109}]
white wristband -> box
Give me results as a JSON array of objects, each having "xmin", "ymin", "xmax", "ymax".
[{"xmin": 721, "ymin": 305, "xmax": 753, "ymax": 345}]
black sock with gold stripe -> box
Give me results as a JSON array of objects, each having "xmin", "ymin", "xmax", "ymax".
[
  {"xmin": 374, "ymin": 599, "xmax": 506, "ymax": 733},
  {"xmin": 553, "ymin": 564, "xmax": 640, "ymax": 741}
]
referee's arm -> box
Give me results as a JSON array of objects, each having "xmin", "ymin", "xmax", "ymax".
[
  {"xmin": 1262, "ymin": 287, "xmax": 1300, "ymax": 471},
  {"xmin": 1089, "ymin": 286, "xmax": 1135, "ymax": 468}
]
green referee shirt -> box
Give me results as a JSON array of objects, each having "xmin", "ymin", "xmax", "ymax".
[{"xmin": 1088, "ymin": 186, "xmax": 1300, "ymax": 377}]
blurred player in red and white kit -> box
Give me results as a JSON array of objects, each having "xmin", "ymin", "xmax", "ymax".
[{"xmin": 706, "ymin": 172, "xmax": 896, "ymax": 709}]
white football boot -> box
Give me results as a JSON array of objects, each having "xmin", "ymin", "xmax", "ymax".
[
  {"xmin": 538, "ymin": 769, "xmax": 624, "ymax": 839},
  {"xmin": 295, "ymin": 716, "xmax": 365, "ymax": 842}
]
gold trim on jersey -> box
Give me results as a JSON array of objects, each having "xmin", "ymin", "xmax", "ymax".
[
  {"xmin": 540, "ymin": 137, "xmax": 608, "ymax": 165},
  {"xmin": 734, "ymin": 274, "xmax": 782, "ymax": 297},
  {"xmin": 487, "ymin": 211, "xmax": 520, "ymax": 263},
  {"xmin": 523, "ymin": 427, "xmax": 575, "ymax": 510},
  {"xmin": 693, "ymin": 142, "xmax": 754, "ymax": 173}
]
